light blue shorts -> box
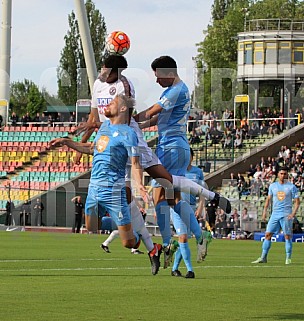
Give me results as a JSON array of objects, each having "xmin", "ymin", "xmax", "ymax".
[
  {"xmin": 266, "ymin": 215, "xmax": 293, "ymax": 235},
  {"xmin": 152, "ymin": 144, "xmax": 190, "ymax": 188},
  {"xmin": 85, "ymin": 184, "xmax": 131, "ymax": 226}
]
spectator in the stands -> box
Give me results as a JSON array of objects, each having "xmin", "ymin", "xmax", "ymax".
[
  {"xmin": 267, "ymin": 120, "xmax": 278, "ymax": 136},
  {"xmin": 33, "ymin": 112, "xmax": 41, "ymax": 124},
  {"xmin": 294, "ymin": 176, "xmax": 304, "ymax": 193},
  {"xmin": 251, "ymin": 109, "xmax": 258, "ymax": 126},
  {"xmin": 271, "ymin": 157, "xmax": 279, "ymax": 177},
  {"xmin": 222, "ymin": 108, "xmax": 230, "ymax": 128},
  {"xmin": 257, "ymin": 108, "xmax": 263, "ymax": 126},
  {"xmin": 236, "ymin": 173, "xmax": 245, "ymax": 190},
  {"xmin": 253, "ymin": 165, "xmax": 263, "ymax": 180},
  {"xmin": 249, "ymin": 177, "xmax": 263, "ymax": 197},
  {"xmin": 69, "ymin": 112, "xmax": 76, "ymax": 123},
  {"xmin": 41, "ymin": 113, "xmax": 48, "ymax": 124},
  {"xmin": 264, "ymin": 107, "xmax": 273, "ymax": 126},
  {"xmin": 201, "ymin": 110, "xmax": 208, "ymax": 121},
  {"xmin": 47, "ymin": 115, "xmax": 53, "ymax": 127},
  {"xmin": 234, "ymin": 134, "xmax": 243, "ymax": 149},
  {"xmin": 260, "ymin": 121, "xmax": 268, "ymax": 135},
  {"xmin": 229, "ymin": 172, "xmax": 237, "ymax": 187},
  {"xmin": 10, "ymin": 112, "xmax": 18, "ymax": 126},
  {"xmin": 235, "ymin": 126, "xmax": 243, "ymax": 138},
  {"xmin": 56, "ymin": 112, "xmax": 65, "ymax": 125},
  {"xmin": 241, "ymin": 207, "xmax": 249, "ymax": 221},
  {"xmin": 289, "ymin": 108, "xmax": 296, "ymax": 128},
  {"xmin": 216, "ymin": 121, "xmax": 223, "ymax": 133},
  {"xmin": 247, "ymin": 164, "xmax": 256, "ymax": 178},
  {"xmin": 248, "ymin": 121, "xmax": 260, "ymax": 138},
  {"xmin": 215, "ymin": 209, "xmax": 227, "ymax": 237},
  {"xmin": 227, "ymin": 208, "xmax": 240, "ymax": 232},
  {"xmin": 200, "ymin": 120, "xmax": 210, "ymax": 136},
  {"xmin": 222, "ymin": 133, "xmax": 232, "ymax": 149},
  {"xmin": 240, "ymin": 118, "xmax": 249, "ymax": 137}
]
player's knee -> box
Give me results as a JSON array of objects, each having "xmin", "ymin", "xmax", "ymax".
[
  {"xmin": 178, "ymin": 234, "xmax": 188, "ymax": 243},
  {"xmin": 85, "ymin": 215, "xmax": 98, "ymax": 233},
  {"xmin": 121, "ymin": 239, "xmax": 136, "ymax": 249},
  {"xmin": 265, "ymin": 232, "xmax": 273, "ymax": 240},
  {"xmin": 285, "ymin": 234, "xmax": 292, "ymax": 240}
]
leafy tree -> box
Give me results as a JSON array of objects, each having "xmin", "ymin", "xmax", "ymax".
[
  {"xmin": 57, "ymin": 0, "xmax": 107, "ymax": 106},
  {"xmin": 194, "ymin": 0, "xmax": 304, "ymax": 113},
  {"xmin": 195, "ymin": 0, "xmax": 250, "ymax": 112},
  {"xmin": 10, "ymin": 79, "xmax": 46, "ymax": 116}
]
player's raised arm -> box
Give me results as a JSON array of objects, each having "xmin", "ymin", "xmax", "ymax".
[{"xmin": 49, "ymin": 138, "xmax": 94, "ymax": 155}]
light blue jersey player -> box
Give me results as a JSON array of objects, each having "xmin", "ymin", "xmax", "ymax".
[
  {"xmin": 85, "ymin": 119, "xmax": 139, "ymax": 227},
  {"xmin": 181, "ymin": 154, "xmax": 205, "ymax": 212},
  {"xmin": 252, "ymin": 167, "xmax": 300, "ymax": 265},
  {"xmin": 49, "ymin": 95, "xmax": 142, "ymax": 250},
  {"xmin": 135, "ymin": 56, "xmax": 206, "ymax": 278}
]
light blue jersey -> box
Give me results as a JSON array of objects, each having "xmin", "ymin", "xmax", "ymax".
[
  {"xmin": 90, "ymin": 120, "xmax": 139, "ymax": 187},
  {"xmin": 268, "ymin": 181, "xmax": 299, "ymax": 218},
  {"xmin": 181, "ymin": 166, "xmax": 205, "ymax": 206},
  {"xmin": 157, "ymin": 80, "xmax": 190, "ymax": 147},
  {"xmin": 155, "ymin": 80, "xmax": 191, "ymax": 177}
]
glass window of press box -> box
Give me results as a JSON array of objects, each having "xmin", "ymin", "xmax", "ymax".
[{"xmin": 239, "ymin": 41, "xmax": 304, "ymax": 64}]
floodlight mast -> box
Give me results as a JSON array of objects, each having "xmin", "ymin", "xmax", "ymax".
[
  {"xmin": 0, "ymin": 0, "xmax": 12, "ymax": 125},
  {"xmin": 74, "ymin": 0, "xmax": 98, "ymax": 95}
]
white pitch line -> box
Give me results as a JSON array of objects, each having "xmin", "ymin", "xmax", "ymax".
[
  {"xmin": 0, "ymin": 265, "xmax": 290, "ymax": 273},
  {"xmin": 0, "ymin": 258, "xmax": 124, "ymax": 263}
]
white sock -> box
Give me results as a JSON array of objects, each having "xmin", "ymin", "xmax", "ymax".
[
  {"xmin": 103, "ymin": 229, "xmax": 119, "ymax": 246},
  {"xmin": 130, "ymin": 200, "xmax": 154, "ymax": 252},
  {"xmin": 172, "ymin": 175, "xmax": 215, "ymax": 199}
]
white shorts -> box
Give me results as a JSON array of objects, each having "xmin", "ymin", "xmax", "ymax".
[{"xmin": 125, "ymin": 118, "xmax": 160, "ymax": 181}]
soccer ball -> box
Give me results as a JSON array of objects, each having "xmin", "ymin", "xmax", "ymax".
[{"xmin": 105, "ymin": 31, "xmax": 130, "ymax": 56}]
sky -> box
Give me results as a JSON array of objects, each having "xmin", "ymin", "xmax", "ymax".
[{"xmin": 4, "ymin": 0, "xmax": 214, "ymax": 109}]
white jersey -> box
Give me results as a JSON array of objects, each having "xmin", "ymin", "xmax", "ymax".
[
  {"xmin": 91, "ymin": 76, "xmax": 159, "ymax": 178},
  {"xmin": 91, "ymin": 77, "xmax": 135, "ymax": 122}
]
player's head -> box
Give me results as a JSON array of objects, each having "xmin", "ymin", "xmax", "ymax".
[
  {"xmin": 278, "ymin": 166, "xmax": 288, "ymax": 181},
  {"xmin": 99, "ymin": 55, "xmax": 128, "ymax": 83},
  {"xmin": 104, "ymin": 94, "xmax": 135, "ymax": 121},
  {"xmin": 151, "ymin": 55, "xmax": 178, "ymax": 87}
]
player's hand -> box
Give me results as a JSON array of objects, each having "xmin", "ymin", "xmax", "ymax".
[
  {"xmin": 72, "ymin": 122, "xmax": 96, "ymax": 136},
  {"xmin": 138, "ymin": 185, "xmax": 150, "ymax": 204},
  {"xmin": 74, "ymin": 151, "xmax": 83, "ymax": 165},
  {"xmin": 287, "ymin": 214, "xmax": 294, "ymax": 220},
  {"xmin": 48, "ymin": 138, "xmax": 67, "ymax": 149}
]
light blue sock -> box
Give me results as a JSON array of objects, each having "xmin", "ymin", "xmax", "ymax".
[
  {"xmin": 155, "ymin": 200, "xmax": 171, "ymax": 247},
  {"xmin": 172, "ymin": 248, "xmax": 182, "ymax": 271},
  {"xmin": 179, "ymin": 242, "xmax": 193, "ymax": 272},
  {"xmin": 261, "ymin": 239, "xmax": 271, "ymax": 259},
  {"xmin": 174, "ymin": 200, "xmax": 202, "ymax": 241},
  {"xmin": 285, "ymin": 239, "xmax": 292, "ymax": 259}
]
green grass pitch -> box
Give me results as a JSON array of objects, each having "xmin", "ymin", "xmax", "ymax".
[{"xmin": 0, "ymin": 231, "xmax": 303, "ymax": 321}]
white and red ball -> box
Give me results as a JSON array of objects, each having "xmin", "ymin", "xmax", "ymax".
[{"xmin": 105, "ymin": 31, "xmax": 130, "ymax": 56}]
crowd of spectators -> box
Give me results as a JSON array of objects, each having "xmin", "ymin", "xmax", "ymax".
[
  {"xmin": 188, "ymin": 106, "xmax": 304, "ymax": 148},
  {"xmin": 227, "ymin": 143, "xmax": 304, "ymax": 200},
  {"xmin": 202, "ymin": 141, "xmax": 304, "ymax": 239},
  {"xmin": 7, "ymin": 111, "xmax": 86, "ymax": 127}
]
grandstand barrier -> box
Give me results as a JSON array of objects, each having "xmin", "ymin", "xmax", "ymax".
[{"xmin": 254, "ymin": 232, "xmax": 304, "ymax": 243}]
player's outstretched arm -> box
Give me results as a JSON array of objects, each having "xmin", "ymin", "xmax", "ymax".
[
  {"xmin": 138, "ymin": 115, "xmax": 158, "ymax": 130},
  {"xmin": 134, "ymin": 103, "xmax": 162, "ymax": 122},
  {"xmin": 73, "ymin": 109, "xmax": 101, "ymax": 164},
  {"xmin": 49, "ymin": 138, "xmax": 93, "ymax": 155}
]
